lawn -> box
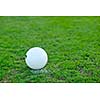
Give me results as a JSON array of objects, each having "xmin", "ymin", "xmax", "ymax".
[{"xmin": 0, "ymin": 16, "xmax": 100, "ymax": 83}]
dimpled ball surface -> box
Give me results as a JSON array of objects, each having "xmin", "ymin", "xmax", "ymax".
[{"xmin": 25, "ymin": 47, "xmax": 48, "ymax": 69}]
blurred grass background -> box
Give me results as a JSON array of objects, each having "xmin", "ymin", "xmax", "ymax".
[{"xmin": 0, "ymin": 16, "xmax": 100, "ymax": 82}]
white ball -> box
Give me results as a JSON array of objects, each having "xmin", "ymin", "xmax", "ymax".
[{"xmin": 25, "ymin": 47, "xmax": 48, "ymax": 69}]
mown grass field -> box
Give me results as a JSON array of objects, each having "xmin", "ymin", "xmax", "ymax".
[{"xmin": 0, "ymin": 16, "xmax": 100, "ymax": 83}]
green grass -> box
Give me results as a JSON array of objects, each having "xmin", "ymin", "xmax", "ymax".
[{"xmin": 0, "ymin": 16, "xmax": 100, "ymax": 83}]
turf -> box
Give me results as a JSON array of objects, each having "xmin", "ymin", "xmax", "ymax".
[{"xmin": 0, "ymin": 16, "xmax": 100, "ymax": 83}]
